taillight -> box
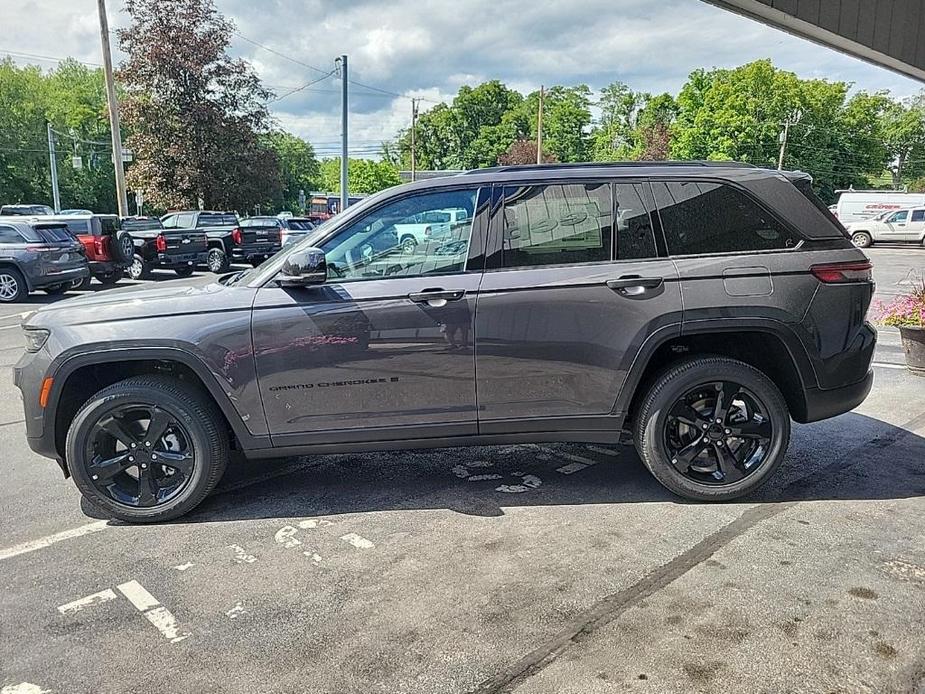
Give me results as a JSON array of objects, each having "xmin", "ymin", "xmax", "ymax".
[
  {"xmin": 94, "ymin": 236, "xmax": 106, "ymax": 257},
  {"xmin": 232, "ymin": 228, "xmax": 243, "ymax": 245},
  {"xmin": 25, "ymin": 244, "xmax": 54, "ymax": 252},
  {"xmin": 155, "ymin": 234, "xmax": 167, "ymax": 252},
  {"xmin": 810, "ymin": 261, "xmax": 873, "ymax": 284}
]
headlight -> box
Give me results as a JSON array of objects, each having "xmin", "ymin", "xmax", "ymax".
[{"xmin": 23, "ymin": 328, "xmax": 50, "ymax": 353}]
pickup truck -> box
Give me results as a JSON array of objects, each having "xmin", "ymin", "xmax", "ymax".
[
  {"xmin": 393, "ymin": 207, "xmax": 470, "ymax": 252},
  {"xmin": 160, "ymin": 211, "xmax": 282, "ymax": 273},
  {"xmin": 122, "ymin": 216, "xmax": 208, "ymax": 279}
]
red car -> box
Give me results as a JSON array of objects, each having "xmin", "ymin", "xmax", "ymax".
[{"xmin": 48, "ymin": 214, "xmax": 133, "ymax": 287}]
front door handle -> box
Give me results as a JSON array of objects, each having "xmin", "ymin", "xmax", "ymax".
[
  {"xmin": 606, "ymin": 276, "xmax": 664, "ymax": 296},
  {"xmin": 408, "ymin": 289, "xmax": 466, "ymax": 305}
]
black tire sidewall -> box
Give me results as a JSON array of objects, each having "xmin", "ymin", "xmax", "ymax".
[
  {"xmin": 66, "ymin": 382, "xmax": 223, "ymax": 522},
  {"xmin": 634, "ymin": 358, "xmax": 791, "ymax": 501},
  {"xmin": 0, "ymin": 267, "xmax": 26, "ymax": 302},
  {"xmin": 129, "ymin": 254, "xmax": 149, "ymax": 281},
  {"xmin": 175, "ymin": 266, "xmax": 194, "ymax": 277},
  {"xmin": 113, "ymin": 230, "xmax": 134, "ymax": 264},
  {"xmin": 208, "ymin": 248, "xmax": 229, "ymax": 273}
]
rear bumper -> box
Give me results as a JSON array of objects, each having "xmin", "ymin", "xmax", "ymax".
[
  {"xmin": 31, "ymin": 264, "xmax": 90, "ymax": 289},
  {"xmin": 232, "ymin": 244, "xmax": 281, "ymax": 260},
  {"xmin": 88, "ymin": 260, "xmax": 124, "ymax": 275},
  {"xmin": 154, "ymin": 251, "xmax": 207, "ymax": 268},
  {"xmin": 799, "ymin": 369, "xmax": 874, "ymax": 423}
]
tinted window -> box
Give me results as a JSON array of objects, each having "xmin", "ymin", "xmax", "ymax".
[
  {"xmin": 36, "ymin": 225, "xmax": 74, "ymax": 243},
  {"xmin": 320, "ymin": 188, "xmax": 479, "ymax": 281},
  {"xmin": 99, "ymin": 217, "xmax": 121, "ymax": 234},
  {"xmin": 241, "ymin": 218, "xmax": 277, "ymax": 228},
  {"xmin": 198, "ymin": 213, "xmax": 237, "ymax": 227},
  {"xmin": 653, "ymin": 181, "xmax": 795, "ymax": 255},
  {"xmin": 122, "ymin": 218, "xmax": 163, "ymax": 231},
  {"xmin": 501, "ymin": 183, "xmax": 612, "ymax": 268},
  {"xmin": 62, "ymin": 220, "xmax": 91, "ymax": 236},
  {"xmin": 913, "ymin": 210, "xmax": 925, "ymax": 222},
  {"xmin": 0, "ymin": 225, "xmax": 24, "ymax": 243},
  {"xmin": 613, "ymin": 183, "xmax": 657, "ymax": 260},
  {"xmin": 289, "ymin": 220, "xmax": 314, "ymax": 231}
]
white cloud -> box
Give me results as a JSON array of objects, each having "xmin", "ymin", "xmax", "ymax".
[{"xmin": 3, "ymin": 0, "xmax": 923, "ymax": 158}]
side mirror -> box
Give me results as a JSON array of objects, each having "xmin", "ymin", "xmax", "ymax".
[{"xmin": 279, "ymin": 247, "xmax": 327, "ymax": 286}]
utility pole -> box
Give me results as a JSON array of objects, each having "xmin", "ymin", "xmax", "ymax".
[
  {"xmin": 777, "ymin": 119, "xmax": 790, "ymax": 170},
  {"xmin": 410, "ymin": 98, "xmax": 419, "ymax": 182},
  {"xmin": 337, "ymin": 55, "xmax": 349, "ymax": 213},
  {"xmin": 46, "ymin": 123, "xmax": 61, "ymax": 212},
  {"xmin": 536, "ymin": 85, "xmax": 544, "ymax": 165},
  {"xmin": 97, "ymin": 0, "xmax": 129, "ymax": 217}
]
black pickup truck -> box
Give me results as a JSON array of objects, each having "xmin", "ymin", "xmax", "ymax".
[
  {"xmin": 122, "ymin": 216, "xmax": 208, "ymax": 280},
  {"xmin": 160, "ymin": 211, "xmax": 282, "ymax": 273}
]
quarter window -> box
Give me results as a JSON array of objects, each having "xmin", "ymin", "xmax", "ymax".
[
  {"xmin": 912, "ymin": 210, "xmax": 925, "ymax": 222},
  {"xmin": 652, "ymin": 181, "xmax": 795, "ymax": 255},
  {"xmin": 501, "ymin": 183, "xmax": 612, "ymax": 268},
  {"xmin": 0, "ymin": 225, "xmax": 24, "ymax": 243},
  {"xmin": 319, "ymin": 188, "xmax": 479, "ymax": 281}
]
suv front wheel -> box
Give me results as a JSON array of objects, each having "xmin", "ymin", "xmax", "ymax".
[
  {"xmin": 633, "ymin": 357, "xmax": 790, "ymax": 501},
  {"xmin": 65, "ymin": 375, "xmax": 229, "ymax": 523}
]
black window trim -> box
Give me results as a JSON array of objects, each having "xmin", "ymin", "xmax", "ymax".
[{"xmin": 647, "ymin": 176, "xmax": 806, "ymax": 259}]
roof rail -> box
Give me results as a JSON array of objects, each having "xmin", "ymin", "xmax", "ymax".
[{"xmin": 463, "ymin": 161, "xmax": 760, "ymax": 175}]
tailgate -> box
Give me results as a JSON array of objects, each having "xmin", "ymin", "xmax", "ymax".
[
  {"xmin": 241, "ymin": 224, "xmax": 281, "ymax": 246},
  {"xmin": 162, "ymin": 231, "xmax": 207, "ymax": 254}
]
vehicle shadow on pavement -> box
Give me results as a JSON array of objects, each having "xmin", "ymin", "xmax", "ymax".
[{"xmin": 160, "ymin": 412, "xmax": 925, "ymax": 526}]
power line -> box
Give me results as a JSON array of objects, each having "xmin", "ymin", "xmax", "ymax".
[
  {"xmin": 268, "ymin": 70, "xmax": 336, "ymax": 103},
  {"xmin": 1, "ymin": 49, "xmax": 102, "ymax": 67}
]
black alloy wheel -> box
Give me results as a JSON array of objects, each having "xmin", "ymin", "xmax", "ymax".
[
  {"xmin": 83, "ymin": 404, "xmax": 195, "ymax": 508},
  {"xmin": 664, "ymin": 381, "xmax": 773, "ymax": 485}
]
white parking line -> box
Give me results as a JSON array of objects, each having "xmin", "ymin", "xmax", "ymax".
[
  {"xmin": 117, "ymin": 580, "xmax": 191, "ymax": 643},
  {"xmin": 340, "ymin": 533, "xmax": 374, "ymax": 550},
  {"xmin": 585, "ymin": 445, "xmax": 621, "ymax": 457},
  {"xmin": 0, "ymin": 520, "xmax": 108, "ymax": 562},
  {"xmin": 872, "ymin": 361, "xmax": 907, "ymax": 370},
  {"xmin": 1, "ymin": 683, "xmax": 51, "ymax": 694},
  {"xmin": 57, "ymin": 588, "xmax": 117, "ymax": 615}
]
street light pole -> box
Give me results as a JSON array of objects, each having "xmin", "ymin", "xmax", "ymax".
[
  {"xmin": 97, "ymin": 0, "xmax": 129, "ymax": 217},
  {"xmin": 411, "ymin": 98, "xmax": 419, "ymax": 182},
  {"xmin": 536, "ymin": 85, "xmax": 544, "ymax": 165},
  {"xmin": 46, "ymin": 123, "xmax": 61, "ymax": 213}
]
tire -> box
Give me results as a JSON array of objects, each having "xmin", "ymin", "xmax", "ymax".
[
  {"xmin": 72, "ymin": 276, "xmax": 92, "ymax": 291},
  {"xmin": 632, "ymin": 356, "xmax": 790, "ymax": 502},
  {"xmin": 65, "ymin": 375, "xmax": 229, "ymax": 523},
  {"xmin": 43, "ymin": 283, "xmax": 69, "ymax": 295},
  {"xmin": 249, "ymin": 256, "xmax": 265, "ymax": 268},
  {"xmin": 400, "ymin": 235, "xmax": 417, "ymax": 253},
  {"xmin": 207, "ymin": 247, "xmax": 230, "ymax": 273},
  {"xmin": 96, "ymin": 269, "xmax": 123, "ymax": 286},
  {"xmin": 851, "ymin": 231, "xmax": 872, "ymax": 248},
  {"xmin": 174, "ymin": 265, "xmax": 195, "ymax": 278},
  {"xmin": 0, "ymin": 267, "xmax": 26, "ymax": 302},
  {"xmin": 113, "ymin": 230, "xmax": 134, "ymax": 265},
  {"xmin": 128, "ymin": 254, "xmax": 151, "ymax": 281}
]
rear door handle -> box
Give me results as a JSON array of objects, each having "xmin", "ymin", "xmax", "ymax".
[
  {"xmin": 607, "ymin": 276, "xmax": 664, "ymax": 292},
  {"xmin": 408, "ymin": 289, "xmax": 466, "ymax": 304}
]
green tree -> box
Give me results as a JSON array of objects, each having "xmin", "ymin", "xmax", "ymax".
[
  {"xmin": 262, "ymin": 131, "xmax": 320, "ymax": 213},
  {"xmin": 118, "ymin": 0, "xmax": 280, "ymax": 211},
  {"xmin": 319, "ymin": 158, "xmax": 401, "ymax": 195},
  {"xmin": 880, "ymin": 91, "xmax": 925, "ymax": 189}
]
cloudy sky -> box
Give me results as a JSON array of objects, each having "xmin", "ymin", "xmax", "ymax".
[{"xmin": 4, "ymin": 0, "xmax": 924, "ymax": 158}]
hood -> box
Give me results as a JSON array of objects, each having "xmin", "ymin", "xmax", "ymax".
[{"xmin": 25, "ymin": 275, "xmax": 256, "ymax": 328}]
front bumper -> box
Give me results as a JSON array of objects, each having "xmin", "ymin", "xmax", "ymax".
[
  {"xmin": 155, "ymin": 251, "xmax": 207, "ymax": 268},
  {"xmin": 14, "ymin": 347, "xmax": 56, "ymax": 458}
]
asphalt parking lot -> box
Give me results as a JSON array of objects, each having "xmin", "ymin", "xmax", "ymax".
[{"xmin": 1, "ymin": 249, "xmax": 924, "ymax": 694}]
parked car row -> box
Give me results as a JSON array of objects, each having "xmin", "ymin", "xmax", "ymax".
[{"xmin": 0, "ymin": 209, "xmax": 305, "ymax": 301}]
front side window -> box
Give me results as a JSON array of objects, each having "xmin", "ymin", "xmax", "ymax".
[
  {"xmin": 319, "ymin": 188, "xmax": 479, "ymax": 282},
  {"xmin": 501, "ymin": 183, "xmax": 612, "ymax": 268},
  {"xmin": 0, "ymin": 225, "xmax": 24, "ymax": 243},
  {"xmin": 161, "ymin": 215, "xmax": 177, "ymax": 229},
  {"xmin": 890, "ymin": 210, "xmax": 909, "ymax": 223},
  {"xmin": 653, "ymin": 181, "xmax": 795, "ymax": 255}
]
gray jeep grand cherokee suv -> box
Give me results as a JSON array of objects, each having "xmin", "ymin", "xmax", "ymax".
[{"xmin": 14, "ymin": 163, "xmax": 876, "ymax": 522}]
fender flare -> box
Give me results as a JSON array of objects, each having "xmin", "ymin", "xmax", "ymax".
[
  {"xmin": 613, "ymin": 317, "xmax": 815, "ymax": 420},
  {"xmin": 47, "ymin": 344, "xmax": 270, "ymax": 453}
]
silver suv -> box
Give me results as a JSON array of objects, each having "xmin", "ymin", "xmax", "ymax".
[{"xmin": 15, "ymin": 162, "xmax": 876, "ymax": 522}]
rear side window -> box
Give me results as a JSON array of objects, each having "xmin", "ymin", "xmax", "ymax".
[
  {"xmin": 613, "ymin": 183, "xmax": 657, "ymax": 260},
  {"xmin": 501, "ymin": 183, "xmax": 612, "ymax": 268},
  {"xmin": 199, "ymin": 213, "xmax": 237, "ymax": 227},
  {"xmin": 652, "ymin": 181, "xmax": 795, "ymax": 255},
  {"xmin": 913, "ymin": 210, "xmax": 925, "ymax": 222},
  {"xmin": 62, "ymin": 220, "xmax": 91, "ymax": 236},
  {"xmin": 0, "ymin": 225, "xmax": 24, "ymax": 243},
  {"xmin": 36, "ymin": 225, "xmax": 74, "ymax": 243},
  {"xmin": 176, "ymin": 213, "xmax": 197, "ymax": 228}
]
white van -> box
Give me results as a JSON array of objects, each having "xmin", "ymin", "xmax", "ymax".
[
  {"xmin": 834, "ymin": 190, "xmax": 925, "ymax": 223},
  {"xmin": 843, "ymin": 207, "xmax": 925, "ymax": 248}
]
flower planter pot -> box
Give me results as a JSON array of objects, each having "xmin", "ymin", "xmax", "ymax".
[{"xmin": 899, "ymin": 326, "xmax": 925, "ymax": 376}]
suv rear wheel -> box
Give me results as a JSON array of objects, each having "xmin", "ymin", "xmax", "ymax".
[
  {"xmin": 633, "ymin": 357, "xmax": 790, "ymax": 501},
  {"xmin": 0, "ymin": 267, "xmax": 26, "ymax": 302},
  {"xmin": 65, "ymin": 375, "xmax": 229, "ymax": 523}
]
